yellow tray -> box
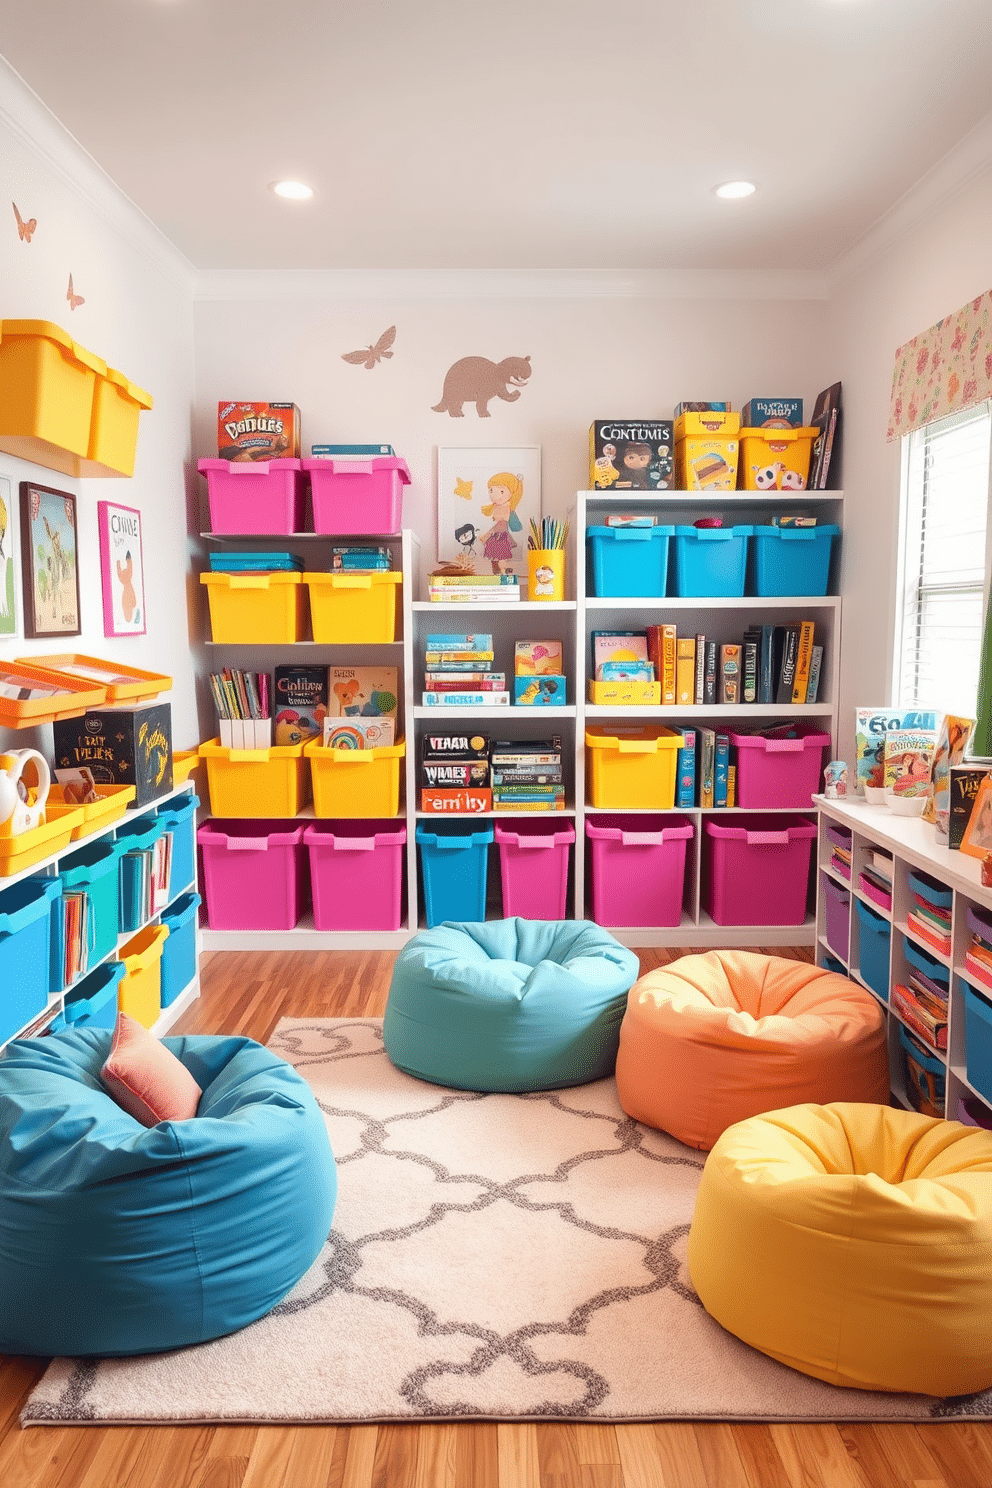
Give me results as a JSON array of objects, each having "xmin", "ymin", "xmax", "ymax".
[
  {"xmin": 172, "ymin": 750, "xmax": 201, "ymax": 784},
  {"xmin": 26, "ymin": 654, "xmax": 171, "ymax": 704},
  {"xmin": 0, "ymin": 663, "xmax": 108, "ymax": 729},
  {"xmin": 47, "ymin": 782, "xmax": 137, "ymax": 839},
  {"xmin": 0, "ymin": 804, "xmax": 85, "ymax": 876}
]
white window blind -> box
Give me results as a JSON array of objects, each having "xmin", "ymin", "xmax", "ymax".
[{"xmin": 895, "ymin": 402, "xmax": 992, "ymax": 716}]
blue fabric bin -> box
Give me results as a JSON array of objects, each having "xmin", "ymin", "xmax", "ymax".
[
  {"xmin": 58, "ymin": 838, "xmax": 122, "ymax": 969},
  {"xmin": 416, "ymin": 823, "xmax": 494, "ymax": 929},
  {"xmin": 962, "ymin": 980, "xmax": 992, "ymax": 1105},
  {"xmin": 749, "ymin": 525, "xmax": 840, "ymax": 597},
  {"xmin": 904, "ymin": 937, "xmax": 949, "ymax": 993},
  {"xmin": 160, "ymin": 891, "xmax": 201, "ymax": 1007},
  {"xmin": 586, "ymin": 525, "xmax": 674, "ymax": 598},
  {"xmin": 116, "ymin": 813, "xmax": 168, "ymax": 932},
  {"xmin": 0, "ymin": 877, "xmax": 62, "ymax": 1044},
  {"xmin": 908, "ymin": 869, "xmax": 953, "ymax": 912},
  {"xmin": 899, "ymin": 1024, "xmax": 946, "ymax": 1115},
  {"xmin": 156, "ymin": 794, "xmax": 199, "ymax": 894},
  {"xmin": 671, "ymin": 525, "xmax": 753, "ymax": 598},
  {"xmin": 50, "ymin": 961, "xmax": 126, "ymax": 1034},
  {"xmin": 855, "ymin": 896, "xmax": 891, "ymax": 1001},
  {"xmin": 820, "ymin": 953, "xmax": 847, "ymax": 976}
]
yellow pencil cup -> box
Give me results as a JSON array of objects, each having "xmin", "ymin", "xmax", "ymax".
[{"xmin": 527, "ymin": 549, "xmax": 565, "ymax": 601}]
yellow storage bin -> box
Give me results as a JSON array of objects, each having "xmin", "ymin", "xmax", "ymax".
[
  {"xmin": 586, "ymin": 725, "xmax": 684, "ymax": 809},
  {"xmin": 118, "ymin": 923, "xmax": 169, "ymax": 1030},
  {"xmin": 674, "ymin": 410, "xmax": 741, "ymax": 492},
  {"xmin": 588, "ymin": 680, "xmax": 662, "ymax": 707},
  {"xmin": 172, "ymin": 750, "xmax": 201, "ymax": 784},
  {"xmin": 738, "ymin": 427, "xmax": 819, "ymax": 491},
  {"xmin": 0, "ymin": 804, "xmax": 85, "ymax": 877},
  {"xmin": 199, "ymin": 739, "xmax": 309, "ymax": 817},
  {"xmin": 304, "ymin": 571, "xmax": 402, "ymax": 644},
  {"xmin": 47, "ymin": 783, "xmax": 136, "ymax": 840},
  {"xmin": 85, "ymin": 367, "xmax": 154, "ymax": 478},
  {"xmin": 200, "ymin": 571, "xmax": 307, "ymax": 644},
  {"xmin": 305, "ymin": 738, "xmax": 405, "ymax": 818},
  {"xmin": 0, "ymin": 319, "xmax": 106, "ymax": 477}
]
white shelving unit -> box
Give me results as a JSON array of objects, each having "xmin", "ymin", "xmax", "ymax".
[{"xmin": 814, "ymin": 791, "xmax": 992, "ymax": 1122}]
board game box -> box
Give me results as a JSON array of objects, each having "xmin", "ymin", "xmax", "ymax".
[{"xmin": 589, "ymin": 420, "xmax": 674, "ymax": 491}]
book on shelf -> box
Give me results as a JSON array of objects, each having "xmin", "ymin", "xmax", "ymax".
[
  {"xmin": 726, "ymin": 763, "xmax": 736, "ymax": 808},
  {"xmin": 323, "ymin": 718, "xmax": 395, "ymax": 748},
  {"xmin": 719, "ymin": 644, "xmax": 741, "ymax": 705},
  {"xmin": 422, "ymin": 759, "xmax": 491, "ymax": 790},
  {"xmin": 421, "ymin": 788, "xmax": 492, "ymax": 813},
  {"xmin": 808, "ymin": 382, "xmax": 842, "ymax": 489},
  {"xmin": 805, "ymin": 645, "xmax": 823, "ymax": 704},
  {"xmin": 775, "ymin": 624, "xmax": 801, "ymax": 704},
  {"xmin": 327, "ymin": 666, "xmax": 399, "ymax": 720},
  {"xmin": 906, "ymin": 910, "xmax": 951, "ymax": 956},
  {"xmin": 694, "ymin": 634, "xmax": 706, "ymax": 705},
  {"xmin": 425, "ymin": 675, "xmax": 507, "ymax": 691},
  {"xmin": 699, "ymin": 727, "xmax": 715, "ymax": 808},
  {"xmin": 676, "ymin": 730, "xmax": 696, "ymax": 808},
  {"xmin": 430, "ymin": 573, "xmax": 519, "ymax": 588},
  {"xmin": 703, "ymin": 641, "xmax": 718, "ymax": 705},
  {"xmin": 421, "ymin": 691, "xmax": 510, "ymax": 706},
  {"xmin": 675, "ymin": 638, "xmax": 695, "ymax": 706},
  {"xmin": 791, "ymin": 621, "xmax": 816, "ymax": 704},
  {"xmin": 714, "ymin": 732, "xmax": 730, "ymax": 808},
  {"xmin": 425, "ymin": 633, "xmax": 493, "ymax": 651},
  {"xmin": 425, "ymin": 650, "xmax": 495, "ymax": 667},
  {"xmin": 310, "ymin": 443, "xmax": 395, "ymax": 458},
  {"xmin": 758, "ymin": 624, "xmax": 775, "ymax": 704},
  {"xmin": 645, "ymin": 625, "xmax": 677, "ymax": 703},
  {"xmin": 273, "ymin": 664, "xmax": 326, "ymax": 743},
  {"xmin": 741, "ymin": 632, "xmax": 758, "ymax": 704},
  {"xmin": 429, "ymin": 587, "xmax": 520, "ymax": 603}
]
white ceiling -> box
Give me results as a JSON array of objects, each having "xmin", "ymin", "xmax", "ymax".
[{"xmin": 2, "ymin": 0, "xmax": 991, "ymax": 276}]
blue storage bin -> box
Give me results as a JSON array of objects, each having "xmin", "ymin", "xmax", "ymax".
[
  {"xmin": 116, "ymin": 813, "xmax": 168, "ymax": 933},
  {"xmin": 671, "ymin": 525, "xmax": 753, "ymax": 598},
  {"xmin": 855, "ymin": 896, "xmax": 891, "ymax": 1001},
  {"xmin": 416, "ymin": 823, "xmax": 494, "ymax": 929},
  {"xmin": 908, "ymin": 869, "xmax": 954, "ymax": 912},
  {"xmin": 0, "ymin": 877, "xmax": 62, "ymax": 1044},
  {"xmin": 749, "ymin": 525, "xmax": 840, "ymax": 597},
  {"xmin": 820, "ymin": 953, "xmax": 847, "ymax": 975},
  {"xmin": 899, "ymin": 1024, "xmax": 946, "ymax": 1116},
  {"xmin": 904, "ymin": 937, "xmax": 949, "ymax": 993},
  {"xmin": 58, "ymin": 838, "xmax": 122, "ymax": 969},
  {"xmin": 962, "ymin": 980, "xmax": 992, "ymax": 1105},
  {"xmin": 156, "ymin": 793, "xmax": 199, "ymax": 894},
  {"xmin": 160, "ymin": 891, "xmax": 201, "ymax": 1007},
  {"xmin": 586, "ymin": 525, "xmax": 674, "ymax": 598},
  {"xmin": 49, "ymin": 960, "xmax": 126, "ymax": 1034}
]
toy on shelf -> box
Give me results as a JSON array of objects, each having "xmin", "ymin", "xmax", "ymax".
[{"xmin": 0, "ymin": 749, "xmax": 50, "ymax": 836}]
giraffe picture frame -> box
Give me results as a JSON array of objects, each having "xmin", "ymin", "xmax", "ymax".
[
  {"xmin": 98, "ymin": 499, "xmax": 146, "ymax": 637},
  {"xmin": 19, "ymin": 481, "xmax": 81, "ymax": 639}
]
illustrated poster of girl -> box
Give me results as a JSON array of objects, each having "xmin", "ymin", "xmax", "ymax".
[{"xmin": 478, "ymin": 471, "xmax": 524, "ymax": 574}]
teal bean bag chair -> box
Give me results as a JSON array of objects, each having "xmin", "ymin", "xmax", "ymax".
[
  {"xmin": 384, "ymin": 918, "xmax": 639, "ymax": 1092},
  {"xmin": 0, "ymin": 1030, "xmax": 336, "ymax": 1357}
]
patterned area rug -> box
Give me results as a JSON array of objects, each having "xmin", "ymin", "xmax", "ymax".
[{"xmin": 24, "ymin": 1018, "xmax": 992, "ymax": 1425}]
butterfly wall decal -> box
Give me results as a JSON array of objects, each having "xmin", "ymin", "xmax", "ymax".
[
  {"xmin": 66, "ymin": 274, "xmax": 84, "ymax": 311},
  {"xmin": 12, "ymin": 202, "xmax": 36, "ymax": 242},
  {"xmin": 341, "ymin": 325, "xmax": 396, "ymax": 369}
]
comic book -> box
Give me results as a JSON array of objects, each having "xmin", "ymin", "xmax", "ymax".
[
  {"xmin": 923, "ymin": 714, "xmax": 973, "ymax": 834},
  {"xmin": 854, "ymin": 707, "xmax": 940, "ymax": 794},
  {"xmin": 882, "ymin": 729, "xmax": 937, "ymax": 800}
]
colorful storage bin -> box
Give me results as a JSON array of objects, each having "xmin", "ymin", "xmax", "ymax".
[
  {"xmin": 703, "ymin": 814, "xmax": 816, "ymax": 926},
  {"xmin": 416, "ymin": 822, "xmax": 494, "ymax": 929},
  {"xmin": 305, "ymin": 739, "xmax": 405, "ymax": 818},
  {"xmin": 670, "ymin": 526, "xmax": 753, "ymax": 597},
  {"xmin": 86, "ymin": 366, "xmax": 154, "ymax": 477},
  {"xmin": 748, "ymin": 525, "xmax": 840, "ymax": 597},
  {"xmin": 674, "ymin": 410, "xmax": 740, "ymax": 491},
  {"xmin": 304, "ymin": 820, "xmax": 406, "ymax": 931},
  {"xmin": 963, "ymin": 980, "xmax": 992, "ymax": 1106},
  {"xmin": 0, "ymin": 877, "xmax": 62, "ymax": 1043},
  {"xmin": 159, "ymin": 891, "xmax": 201, "ymax": 1006},
  {"xmin": 156, "ymin": 793, "xmax": 199, "ymax": 893},
  {"xmin": 823, "ymin": 875, "xmax": 850, "ymax": 961},
  {"xmin": 585, "ymin": 726, "xmax": 684, "ymax": 810},
  {"xmin": 585, "ymin": 814, "xmax": 693, "ymax": 927},
  {"xmin": 899, "ymin": 1024, "xmax": 946, "ymax": 1117},
  {"xmin": 854, "ymin": 897, "xmax": 891, "ymax": 1001},
  {"xmin": 958, "ymin": 1095, "xmax": 992, "ymax": 1129},
  {"xmin": 198, "ymin": 458, "xmax": 307, "ymax": 534},
  {"xmin": 304, "ymin": 457, "xmax": 410, "ymax": 535},
  {"xmin": 117, "ymin": 923, "xmax": 169, "ymax": 1030},
  {"xmin": 586, "ymin": 525, "xmax": 674, "ymax": 598},
  {"xmin": 58, "ymin": 838, "xmax": 122, "ymax": 965},
  {"xmin": 729, "ymin": 728, "xmax": 831, "ymax": 809},
  {"xmin": 49, "ymin": 960, "xmax": 126, "ymax": 1034},
  {"xmin": 495, "ymin": 820, "xmax": 575, "ymax": 920},
  {"xmin": 47, "ymin": 782, "xmax": 137, "ymax": 838},
  {"xmin": 738, "ymin": 427, "xmax": 818, "ymax": 492},
  {"xmin": 199, "ymin": 739, "xmax": 309, "ymax": 817},
  {"xmin": 0, "ymin": 319, "xmax": 105, "ymax": 476},
  {"xmin": 0, "ymin": 804, "xmax": 84, "ymax": 877},
  {"xmin": 197, "ymin": 820, "xmax": 307, "ymax": 930},
  {"xmin": 200, "ymin": 571, "xmax": 307, "ymax": 644},
  {"xmin": 304, "ymin": 571, "xmax": 402, "ymax": 643}
]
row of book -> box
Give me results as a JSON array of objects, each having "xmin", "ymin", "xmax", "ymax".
[
  {"xmin": 62, "ymin": 890, "xmax": 91, "ymax": 986},
  {"xmin": 427, "ymin": 572, "xmax": 521, "ymax": 603},
  {"xmin": 209, "ymin": 665, "xmax": 400, "ymax": 749},
  {"xmin": 858, "ymin": 849, "xmax": 893, "ymax": 908},
  {"xmin": 420, "ymin": 732, "xmax": 565, "ymax": 813},
  {"xmin": 423, "ymin": 634, "xmax": 566, "ymax": 708},
  {"xmin": 892, "ymin": 962, "xmax": 948, "ymax": 1053},
  {"xmin": 592, "ymin": 624, "xmax": 823, "ymax": 706},
  {"xmin": 124, "ymin": 835, "xmax": 173, "ymax": 928}
]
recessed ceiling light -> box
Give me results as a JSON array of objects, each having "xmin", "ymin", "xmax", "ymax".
[
  {"xmin": 270, "ymin": 180, "xmax": 314, "ymax": 201},
  {"xmin": 713, "ymin": 180, "xmax": 757, "ymax": 200}
]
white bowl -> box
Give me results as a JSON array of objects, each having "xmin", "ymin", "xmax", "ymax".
[
  {"xmin": 864, "ymin": 785, "xmax": 887, "ymax": 804},
  {"xmin": 887, "ymin": 793, "xmax": 927, "ymax": 817}
]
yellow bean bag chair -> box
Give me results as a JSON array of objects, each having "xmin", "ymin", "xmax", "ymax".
[
  {"xmin": 688, "ymin": 1103, "xmax": 992, "ymax": 1396},
  {"xmin": 615, "ymin": 951, "xmax": 889, "ymax": 1150}
]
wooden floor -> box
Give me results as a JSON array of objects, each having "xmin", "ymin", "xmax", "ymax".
[{"xmin": 3, "ymin": 944, "xmax": 992, "ymax": 1488}]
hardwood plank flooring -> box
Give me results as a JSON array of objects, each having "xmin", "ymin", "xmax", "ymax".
[{"xmin": 2, "ymin": 942, "xmax": 991, "ymax": 1487}]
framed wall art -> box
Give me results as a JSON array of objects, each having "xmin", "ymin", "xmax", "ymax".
[
  {"xmin": 436, "ymin": 446, "xmax": 541, "ymax": 585},
  {"xmin": 98, "ymin": 499, "xmax": 146, "ymax": 636},
  {"xmin": 19, "ymin": 481, "xmax": 81, "ymax": 638}
]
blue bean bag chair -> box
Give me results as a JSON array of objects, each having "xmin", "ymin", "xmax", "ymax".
[
  {"xmin": 0, "ymin": 1030, "xmax": 336, "ymax": 1357},
  {"xmin": 384, "ymin": 918, "xmax": 640, "ymax": 1092}
]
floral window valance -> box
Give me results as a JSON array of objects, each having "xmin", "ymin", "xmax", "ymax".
[{"xmin": 887, "ymin": 289, "xmax": 992, "ymax": 440}]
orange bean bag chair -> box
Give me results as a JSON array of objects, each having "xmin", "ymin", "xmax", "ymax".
[{"xmin": 615, "ymin": 950, "xmax": 889, "ymax": 1150}]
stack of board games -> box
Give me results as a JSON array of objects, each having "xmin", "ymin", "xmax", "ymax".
[
  {"xmin": 310, "ymin": 443, "xmax": 395, "ymax": 458},
  {"xmin": 329, "ymin": 545, "xmax": 393, "ymax": 571},
  {"xmin": 428, "ymin": 573, "xmax": 520, "ymax": 603},
  {"xmin": 491, "ymin": 736, "xmax": 564, "ymax": 811},
  {"xmin": 420, "ymin": 731, "xmax": 491, "ymax": 813},
  {"xmin": 322, "ymin": 666, "xmax": 398, "ymax": 746},
  {"xmin": 423, "ymin": 633, "xmax": 509, "ymax": 707},
  {"xmin": 513, "ymin": 639, "xmax": 566, "ymax": 706}
]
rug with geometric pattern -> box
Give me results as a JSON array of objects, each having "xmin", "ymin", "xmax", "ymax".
[{"xmin": 23, "ymin": 1019, "xmax": 992, "ymax": 1425}]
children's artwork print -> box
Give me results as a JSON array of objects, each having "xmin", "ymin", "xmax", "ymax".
[
  {"xmin": 19, "ymin": 482, "xmax": 80, "ymax": 638},
  {"xmin": 0, "ymin": 475, "xmax": 18, "ymax": 637},
  {"xmin": 98, "ymin": 500, "xmax": 146, "ymax": 637},
  {"xmin": 437, "ymin": 447, "xmax": 541, "ymax": 583},
  {"xmin": 341, "ymin": 325, "xmax": 396, "ymax": 369},
  {"xmin": 432, "ymin": 354, "xmax": 532, "ymax": 417},
  {"xmin": 12, "ymin": 201, "xmax": 36, "ymax": 242}
]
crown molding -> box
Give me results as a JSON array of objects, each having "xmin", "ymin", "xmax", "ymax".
[
  {"xmin": 0, "ymin": 56, "xmax": 197, "ymax": 295},
  {"xmin": 194, "ymin": 266, "xmax": 828, "ymax": 303}
]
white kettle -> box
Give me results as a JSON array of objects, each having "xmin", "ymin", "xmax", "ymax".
[{"xmin": 0, "ymin": 749, "xmax": 51, "ymax": 837}]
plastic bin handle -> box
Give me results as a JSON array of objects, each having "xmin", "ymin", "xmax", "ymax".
[
  {"xmin": 694, "ymin": 529, "xmax": 734, "ymax": 541},
  {"xmin": 762, "ymin": 739, "xmax": 805, "ymax": 753},
  {"xmin": 612, "ymin": 528, "xmax": 653, "ymax": 542},
  {"xmin": 432, "ymin": 838, "xmax": 477, "ymax": 850},
  {"xmin": 226, "ymin": 575, "xmax": 271, "ymax": 590},
  {"xmin": 329, "ymin": 574, "xmax": 373, "ymax": 589},
  {"xmin": 778, "ymin": 529, "xmax": 817, "ymax": 540},
  {"xmin": 325, "ymin": 749, "xmax": 375, "ymax": 763},
  {"xmin": 616, "ymin": 740, "xmax": 657, "ymax": 754},
  {"xmin": 744, "ymin": 830, "xmax": 790, "ymax": 846},
  {"xmin": 222, "ymin": 836, "xmax": 271, "ymax": 851},
  {"xmin": 327, "ymin": 460, "xmax": 374, "ymax": 475},
  {"xmin": 512, "ymin": 837, "xmax": 557, "ymax": 849},
  {"xmin": 330, "ymin": 838, "xmax": 376, "ymax": 851},
  {"xmin": 620, "ymin": 831, "xmax": 669, "ymax": 846}
]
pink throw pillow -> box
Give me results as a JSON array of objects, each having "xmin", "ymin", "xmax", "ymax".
[{"xmin": 100, "ymin": 1012, "xmax": 202, "ymax": 1126}]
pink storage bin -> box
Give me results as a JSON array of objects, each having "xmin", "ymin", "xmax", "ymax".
[
  {"xmin": 704, "ymin": 814, "xmax": 816, "ymax": 926},
  {"xmin": 728, "ymin": 729, "xmax": 831, "ymax": 809},
  {"xmin": 857, "ymin": 872, "xmax": 892, "ymax": 912},
  {"xmin": 304, "ymin": 457, "xmax": 410, "ymax": 535},
  {"xmin": 303, "ymin": 819, "xmax": 406, "ymax": 931},
  {"xmin": 585, "ymin": 814, "xmax": 693, "ymax": 928},
  {"xmin": 494, "ymin": 820, "xmax": 575, "ymax": 920},
  {"xmin": 823, "ymin": 874, "xmax": 850, "ymax": 960},
  {"xmin": 197, "ymin": 819, "xmax": 307, "ymax": 930},
  {"xmin": 199, "ymin": 458, "xmax": 306, "ymax": 534},
  {"xmin": 958, "ymin": 1095, "xmax": 992, "ymax": 1129}
]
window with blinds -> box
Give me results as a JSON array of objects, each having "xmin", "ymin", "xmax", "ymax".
[{"xmin": 894, "ymin": 402, "xmax": 992, "ymax": 716}]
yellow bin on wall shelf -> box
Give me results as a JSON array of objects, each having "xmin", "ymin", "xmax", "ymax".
[
  {"xmin": 738, "ymin": 427, "xmax": 819, "ymax": 491},
  {"xmin": 198, "ymin": 738, "xmax": 309, "ymax": 817},
  {"xmin": 117, "ymin": 923, "xmax": 170, "ymax": 1029},
  {"xmin": 200, "ymin": 571, "xmax": 308, "ymax": 644},
  {"xmin": 0, "ymin": 319, "xmax": 106, "ymax": 477},
  {"xmin": 304, "ymin": 738, "xmax": 405, "ymax": 817},
  {"xmin": 585, "ymin": 725, "xmax": 684, "ymax": 809},
  {"xmin": 674, "ymin": 410, "xmax": 741, "ymax": 492},
  {"xmin": 304, "ymin": 572, "xmax": 402, "ymax": 644},
  {"xmin": 85, "ymin": 367, "xmax": 154, "ymax": 478}
]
